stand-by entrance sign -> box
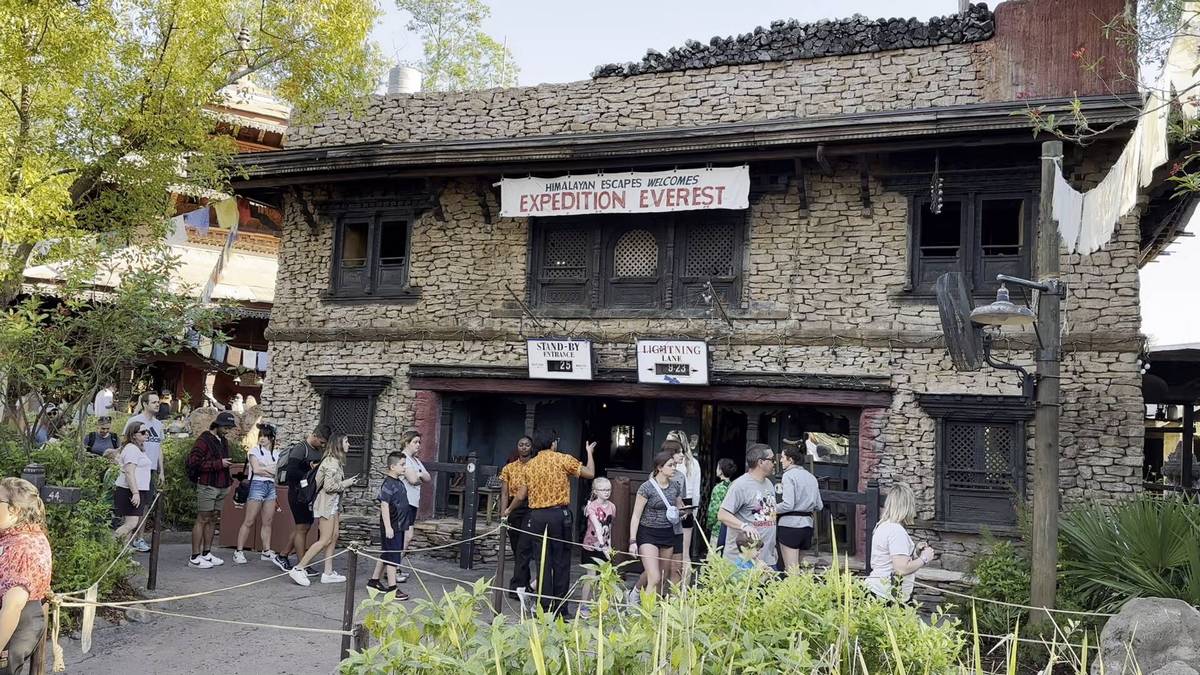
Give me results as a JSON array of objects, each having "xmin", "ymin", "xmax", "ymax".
[
  {"xmin": 527, "ymin": 339, "xmax": 593, "ymax": 380},
  {"xmin": 636, "ymin": 339, "xmax": 709, "ymax": 385}
]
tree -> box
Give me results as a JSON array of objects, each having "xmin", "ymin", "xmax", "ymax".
[
  {"xmin": 0, "ymin": 0, "xmax": 385, "ymax": 307},
  {"xmin": 396, "ymin": 0, "xmax": 519, "ymax": 92},
  {"xmin": 0, "ymin": 249, "xmax": 227, "ymax": 451}
]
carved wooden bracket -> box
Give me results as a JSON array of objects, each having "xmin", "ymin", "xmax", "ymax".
[
  {"xmin": 858, "ymin": 155, "xmax": 872, "ymax": 216},
  {"xmin": 815, "ymin": 144, "xmax": 834, "ymax": 176},
  {"xmin": 475, "ymin": 177, "xmax": 493, "ymax": 225},
  {"xmin": 288, "ymin": 185, "xmax": 321, "ymax": 234},
  {"xmin": 425, "ymin": 178, "xmax": 448, "ymax": 222}
]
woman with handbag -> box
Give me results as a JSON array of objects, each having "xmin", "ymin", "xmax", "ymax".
[
  {"xmin": 234, "ymin": 424, "xmax": 284, "ymax": 567},
  {"xmin": 289, "ymin": 433, "xmax": 358, "ymax": 587},
  {"xmin": 627, "ymin": 449, "xmax": 684, "ymax": 598}
]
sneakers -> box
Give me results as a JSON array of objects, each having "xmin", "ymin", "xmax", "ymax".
[
  {"xmin": 288, "ymin": 567, "xmax": 311, "ymax": 587},
  {"xmin": 260, "ymin": 550, "xmax": 277, "ymax": 562},
  {"xmin": 321, "ymin": 571, "xmax": 346, "ymax": 584},
  {"xmin": 270, "ymin": 554, "xmax": 292, "ymax": 572},
  {"xmin": 203, "ymin": 552, "xmax": 224, "ymax": 567},
  {"xmin": 577, "ymin": 606, "xmax": 592, "ymax": 620},
  {"xmin": 188, "ymin": 555, "xmax": 214, "ymax": 570},
  {"xmin": 304, "ymin": 566, "xmax": 320, "ymax": 577},
  {"xmin": 233, "ymin": 550, "xmax": 248, "ymax": 565},
  {"xmin": 132, "ymin": 538, "xmax": 151, "ymax": 553},
  {"xmin": 393, "ymin": 589, "xmax": 411, "ymax": 601},
  {"xmin": 395, "ymin": 572, "xmax": 410, "ymax": 583},
  {"xmin": 366, "ymin": 578, "xmax": 388, "ymax": 592},
  {"xmin": 515, "ymin": 586, "xmax": 529, "ymax": 615}
]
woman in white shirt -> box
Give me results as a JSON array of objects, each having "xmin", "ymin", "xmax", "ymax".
[
  {"xmin": 864, "ymin": 482, "xmax": 937, "ymax": 603},
  {"xmin": 234, "ymin": 424, "xmax": 283, "ymax": 566},
  {"xmin": 113, "ymin": 423, "xmax": 153, "ymax": 544},
  {"xmin": 667, "ymin": 430, "xmax": 702, "ymax": 583}
]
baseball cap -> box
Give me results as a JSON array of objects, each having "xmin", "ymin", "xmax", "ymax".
[{"xmin": 214, "ymin": 411, "xmax": 237, "ymax": 428}]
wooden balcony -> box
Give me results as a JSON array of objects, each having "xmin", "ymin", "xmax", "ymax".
[{"xmin": 185, "ymin": 227, "xmax": 279, "ymax": 255}]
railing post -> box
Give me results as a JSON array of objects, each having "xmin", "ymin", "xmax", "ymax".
[
  {"xmin": 353, "ymin": 623, "xmax": 370, "ymax": 652},
  {"xmin": 147, "ymin": 497, "xmax": 162, "ymax": 590},
  {"xmin": 340, "ymin": 548, "xmax": 358, "ymax": 661},
  {"xmin": 460, "ymin": 452, "xmax": 479, "ymax": 570},
  {"xmin": 492, "ymin": 521, "xmax": 508, "ymax": 614},
  {"xmin": 864, "ymin": 480, "xmax": 881, "ymax": 575}
]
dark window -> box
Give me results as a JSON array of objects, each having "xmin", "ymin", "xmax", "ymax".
[
  {"xmin": 309, "ymin": 375, "xmax": 391, "ymax": 476},
  {"xmin": 910, "ymin": 194, "xmax": 1032, "ymax": 295},
  {"xmin": 530, "ymin": 211, "xmax": 744, "ymax": 313},
  {"xmin": 919, "ymin": 394, "xmax": 1032, "ymax": 527},
  {"xmin": 331, "ymin": 211, "xmax": 412, "ymax": 298}
]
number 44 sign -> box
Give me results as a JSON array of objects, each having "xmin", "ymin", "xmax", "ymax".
[{"xmin": 636, "ymin": 339, "xmax": 709, "ymax": 385}]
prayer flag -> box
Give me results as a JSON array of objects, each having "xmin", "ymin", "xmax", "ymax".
[
  {"xmin": 213, "ymin": 198, "xmax": 238, "ymax": 230},
  {"xmin": 241, "ymin": 349, "xmax": 257, "ymax": 370},
  {"xmin": 198, "ymin": 337, "xmax": 213, "ymax": 359},
  {"xmin": 256, "ymin": 351, "xmax": 269, "ymax": 372},
  {"xmin": 210, "ymin": 343, "xmax": 227, "ymax": 363},
  {"xmin": 226, "ymin": 346, "xmax": 243, "ymax": 367},
  {"xmin": 183, "ymin": 207, "xmax": 210, "ymax": 235}
]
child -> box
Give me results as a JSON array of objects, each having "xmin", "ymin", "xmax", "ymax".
[
  {"xmin": 734, "ymin": 530, "xmax": 770, "ymax": 574},
  {"xmin": 367, "ymin": 452, "xmax": 411, "ymax": 600},
  {"xmin": 577, "ymin": 477, "xmax": 615, "ymax": 619},
  {"xmin": 706, "ymin": 458, "xmax": 737, "ymax": 551}
]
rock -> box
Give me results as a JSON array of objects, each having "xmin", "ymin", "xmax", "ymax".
[
  {"xmin": 1093, "ymin": 598, "xmax": 1200, "ymax": 675},
  {"xmin": 124, "ymin": 603, "xmax": 155, "ymax": 624}
]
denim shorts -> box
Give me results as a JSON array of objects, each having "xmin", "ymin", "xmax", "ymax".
[{"xmin": 248, "ymin": 480, "xmax": 277, "ymax": 502}]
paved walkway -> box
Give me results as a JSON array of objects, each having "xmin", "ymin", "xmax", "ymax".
[{"xmin": 56, "ymin": 543, "xmax": 500, "ymax": 674}]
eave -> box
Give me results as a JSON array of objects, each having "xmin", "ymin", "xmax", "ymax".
[{"xmin": 230, "ymin": 94, "xmax": 1138, "ymax": 188}]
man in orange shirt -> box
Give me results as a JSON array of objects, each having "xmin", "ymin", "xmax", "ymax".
[{"xmin": 504, "ymin": 428, "xmax": 595, "ymax": 617}]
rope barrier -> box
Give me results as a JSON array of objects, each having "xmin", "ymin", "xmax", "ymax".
[
  {"xmin": 358, "ymin": 524, "xmax": 505, "ymax": 555},
  {"xmin": 55, "ymin": 601, "xmax": 354, "ymax": 636},
  {"xmin": 974, "ymin": 630, "xmax": 1092, "ymax": 653},
  {"xmin": 912, "ymin": 581, "xmax": 1116, "ymax": 618}
]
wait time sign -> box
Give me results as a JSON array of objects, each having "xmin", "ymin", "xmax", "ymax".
[
  {"xmin": 527, "ymin": 339, "xmax": 593, "ymax": 380},
  {"xmin": 636, "ymin": 339, "xmax": 709, "ymax": 385}
]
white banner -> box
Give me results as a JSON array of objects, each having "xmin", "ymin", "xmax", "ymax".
[
  {"xmin": 636, "ymin": 339, "xmax": 709, "ymax": 386},
  {"xmin": 527, "ymin": 338, "xmax": 593, "ymax": 381},
  {"xmin": 499, "ymin": 166, "xmax": 750, "ymax": 217}
]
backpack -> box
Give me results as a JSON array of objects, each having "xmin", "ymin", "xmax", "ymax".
[
  {"xmin": 84, "ymin": 431, "xmax": 118, "ymax": 455},
  {"xmin": 275, "ymin": 441, "xmax": 307, "ymax": 486},
  {"xmin": 295, "ymin": 463, "xmax": 322, "ymax": 507}
]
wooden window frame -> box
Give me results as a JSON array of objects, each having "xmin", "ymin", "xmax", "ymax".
[
  {"xmin": 308, "ymin": 375, "xmax": 391, "ymax": 476},
  {"xmin": 529, "ymin": 211, "xmax": 746, "ymax": 317},
  {"xmin": 908, "ymin": 191, "xmax": 1035, "ymax": 297},
  {"xmin": 328, "ymin": 209, "xmax": 417, "ymax": 301},
  {"xmin": 918, "ymin": 394, "xmax": 1033, "ymax": 528}
]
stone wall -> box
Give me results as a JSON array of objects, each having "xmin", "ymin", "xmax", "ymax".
[{"xmin": 262, "ymin": 154, "xmax": 1146, "ymax": 568}]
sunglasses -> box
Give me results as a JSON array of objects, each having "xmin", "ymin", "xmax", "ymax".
[{"xmin": 136, "ymin": 429, "xmax": 150, "ymax": 435}]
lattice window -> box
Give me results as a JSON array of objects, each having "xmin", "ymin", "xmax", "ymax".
[
  {"xmin": 542, "ymin": 230, "xmax": 589, "ymax": 280},
  {"xmin": 322, "ymin": 395, "xmax": 370, "ymax": 466},
  {"xmin": 944, "ymin": 422, "xmax": 1016, "ymax": 492},
  {"xmin": 613, "ymin": 229, "xmax": 659, "ymax": 278},
  {"xmin": 684, "ymin": 222, "xmax": 736, "ymax": 277}
]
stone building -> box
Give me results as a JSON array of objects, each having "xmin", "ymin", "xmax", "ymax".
[{"xmin": 233, "ymin": 1, "xmax": 1184, "ymax": 568}]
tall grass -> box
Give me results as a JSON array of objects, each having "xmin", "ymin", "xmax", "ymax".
[{"xmin": 342, "ymin": 550, "xmax": 1122, "ymax": 674}]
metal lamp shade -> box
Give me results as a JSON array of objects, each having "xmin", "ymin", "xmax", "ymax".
[{"xmin": 970, "ymin": 284, "xmax": 1035, "ymax": 328}]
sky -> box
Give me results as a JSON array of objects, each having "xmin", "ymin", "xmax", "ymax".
[{"xmin": 369, "ymin": 0, "xmax": 1199, "ymax": 346}]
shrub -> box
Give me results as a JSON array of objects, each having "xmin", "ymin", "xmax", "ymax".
[
  {"xmin": 1060, "ymin": 493, "xmax": 1200, "ymax": 613},
  {"xmin": 343, "ymin": 558, "xmax": 967, "ymax": 674},
  {"xmin": 0, "ymin": 439, "xmax": 132, "ymax": 607}
]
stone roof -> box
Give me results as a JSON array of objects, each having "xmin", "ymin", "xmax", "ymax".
[{"xmin": 592, "ymin": 2, "xmax": 995, "ymax": 78}]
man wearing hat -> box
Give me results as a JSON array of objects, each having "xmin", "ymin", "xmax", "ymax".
[{"xmin": 187, "ymin": 411, "xmax": 237, "ymax": 569}]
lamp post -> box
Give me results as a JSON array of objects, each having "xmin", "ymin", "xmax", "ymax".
[{"xmin": 968, "ymin": 140, "xmax": 1064, "ymax": 626}]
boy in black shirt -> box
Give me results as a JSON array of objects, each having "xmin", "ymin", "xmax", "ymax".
[{"xmin": 367, "ymin": 452, "xmax": 411, "ymax": 599}]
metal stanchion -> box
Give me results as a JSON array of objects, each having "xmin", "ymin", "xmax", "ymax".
[
  {"xmin": 147, "ymin": 497, "xmax": 163, "ymax": 590},
  {"xmin": 492, "ymin": 522, "xmax": 508, "ymax": 614}
]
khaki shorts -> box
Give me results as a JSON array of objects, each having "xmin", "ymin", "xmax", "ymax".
[{"xmin": 196, "ymin": 484, "xmax": 229, "ymax": 513}]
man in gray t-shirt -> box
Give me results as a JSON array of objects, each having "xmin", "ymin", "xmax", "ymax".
[{"xmin": 718, "ymin": 444, "xmax": 779, "ymax": 566}]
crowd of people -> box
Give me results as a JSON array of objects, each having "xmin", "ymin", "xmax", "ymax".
[{"xmin": 497, "ymin": 430, "xmax": 938, "ymax": 617}]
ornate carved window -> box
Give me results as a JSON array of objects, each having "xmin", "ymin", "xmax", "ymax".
[
  {"xmin": 918, "ymin": 394, "xmax": 1032, "ymax": 527},
  {"xmin": 529, "ymin": 211, "xmax": 744, "ymax": 314},
  {"xmin": 308, "ymin": 375, "xmax": 391, "ymax": 475}
]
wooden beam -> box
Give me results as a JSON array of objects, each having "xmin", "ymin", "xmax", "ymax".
[{"xmin": 407, "ymin": 376, "xmax": 893, "ymax": 408}]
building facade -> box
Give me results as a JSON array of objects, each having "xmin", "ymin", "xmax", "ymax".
[{"xmin": 236, "ymin": 1, "xmax": 1172, "ymax": 568}]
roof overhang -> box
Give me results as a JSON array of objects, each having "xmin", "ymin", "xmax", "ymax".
[{"xmin": 231, "ymin": 94, "xmax": 1137, "ymax": 188}]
